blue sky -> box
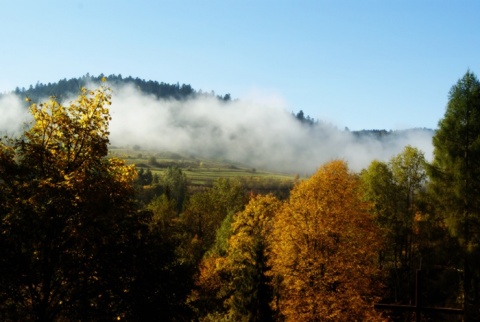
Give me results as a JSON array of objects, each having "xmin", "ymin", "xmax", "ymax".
[{"xmin": 1, "ymin": 0, "xmax": 479, "ymax": 130}]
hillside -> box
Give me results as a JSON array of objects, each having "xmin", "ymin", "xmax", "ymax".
[
  {"xmin": 6, "ymin": 73, "xmax": 232, "ymax": 103},
  {"xmin": 1, "ymin": 74, "xmax": 434, "ymax": 175}
]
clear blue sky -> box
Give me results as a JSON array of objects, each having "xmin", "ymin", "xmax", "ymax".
[{"xmin": 1, "ymin": 0, "xmax": 479, "ymax": 130}]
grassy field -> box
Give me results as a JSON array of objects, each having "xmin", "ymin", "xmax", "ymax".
[{"xmin": 109, "ymin": 147, "xmax": 296, "ymax": 186}]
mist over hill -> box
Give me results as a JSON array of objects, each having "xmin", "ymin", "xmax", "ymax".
[{"xmin": 0, "ymin": 75, "xmax": 435, "ymax": 173}]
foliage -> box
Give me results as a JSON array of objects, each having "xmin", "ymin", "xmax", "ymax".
[
  {"xmin": 188, "ymin": 213, "xmax": 234, "ymax": 319},
  {"xmin": 0, "ymin": 85, "xmax": 142, "ymax": 320},
  {"xmin": 182, "ymin": 178, "xmax": 248, "ymax": 253},
  {"xmin": 293, "ymin": 110, "xmax": 317, "ymax": 125},
  {"xmin": 161, "ymin": 166, "xmax": 188, "ymax": 214},
  {"xmin": 429, "ymin": 70, "xmax": 480, "ymax": 320},
  {"xmin": 129, "ymin": 204, "xmax": 196, "ymax": 321},
  {"xmin": 190, "ymin": 194, "xmax": 281, "ymax": 322},
  {"xmin": 358, "ymin": 146, "xmax": 462, "ymax": 322},
  {"xmin": 430, "ymin": 70, "xmax": 480, "ymax": 244},
  {"xmin": 225, "ymin": 194, "xmax": 281, "ymax": 322},
  {"xmin": 135, "ymin": 167, "xmax": 153, "ymax": 186},
  {"xmin": 269, "ymin": 160, "xmax": 384, "ymax": 321}
]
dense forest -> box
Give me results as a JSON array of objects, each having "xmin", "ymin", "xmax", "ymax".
[
  {"xmin": 7, "ymin": 73, "xmax": 232, "ymax": 103},
  {"xmin": 1, "ymin": 71, "xmax": 479, "ymax": 321}
]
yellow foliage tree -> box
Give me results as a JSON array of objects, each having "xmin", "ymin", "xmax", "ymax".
[
  {"xmin": 0, "ymin": 84, "xmax": 139, "ymax": 320},
  {"xmin": 269, "ymin": 160, "xmax": 385, "ymax": 321},
  {"xmin": 225, "ymin": 194, "xmax": 281, "ymax": 321},
  {"xmin": 190, "ymin": 194, "xmax": 281, "ymax": 321}
]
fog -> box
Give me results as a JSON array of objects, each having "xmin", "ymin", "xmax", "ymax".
[
  {"xmin": 108, "ymin": 84, "xmax": 434, "ymax": 174},
  {"xmin": 0, "ymin": 84, "xmax": 434, "ymax": 174},
  {"xmin": 0, "ymin": 94, "xmax": 30, "ymax": 136}
]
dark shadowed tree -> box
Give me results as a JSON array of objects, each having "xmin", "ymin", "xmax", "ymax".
[{"xmin": 0, "ymin": 84, "xmax": 144, "ymax": 320}]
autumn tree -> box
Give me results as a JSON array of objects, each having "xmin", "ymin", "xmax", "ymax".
[
  {"xmin": 0, "ymin": 84, "xmax": 141, "ymax": 320},
  {"xmin": 429, "ymin": 70, "xmax": 480, "ymax": 321},
  {"xmin": 188, "ymin": 212, "xmax": 235, "ymax": 320},
  {"xmin": 225, "ymin": 194, "xmax": 281, "ymax": 321},
  {"xmin": 176, "ymin": 178, "xmax": 248, "ymax": 320},
  {"xmin": 269, "ymin": 160, "xmax": 384, "ymax": 321},
  {"xmin": 192, "ymin": 194, "xmax": 281, "ymax": 321}
]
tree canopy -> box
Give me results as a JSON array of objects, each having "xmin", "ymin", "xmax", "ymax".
[
  {"xmin": 0, "ymin": 84, "xmax": 142, "ymax": 320},
  {"xmin": 429, "ymin": 70, "xmax": 480, "ymax": 321},
  {"xmin": 269, "ymin": 160, "xmax": 384, "ymax": 321}
]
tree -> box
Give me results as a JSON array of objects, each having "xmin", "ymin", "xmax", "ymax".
[
  {"xmin": 185, "ymin": 179, "xmax": 249, "ymax": 320},
  {"xmin": 188, "ymin": 212, "xmax": 235, "ymax": 320},
  {"xmin": 429, "ymin": 70, "xmax": 480, "ymax": 321},
  {"xmin": 390, "ymin": 146, "xmax": 426, "ymax": 300},
  {"xmin": 269, "ymin": 160, "xmax": 384, "ymax": 321},
  {"xmin": 129, "ymin": 199, "xmax": 196, "ymax": 321},
  {"xmin": 0, "ymin": 84, "xmax": 141, "ymax": 320},
  {"xmin": 361, "ymin": 160, "xmax": 402, "ymax": 290},
  {"xmin": 190, "ymin": 194, "xmax": 281, "ymax": 322},
  {"xmin": 135, "ymin": 167, "xmax": 153, "ymax": 186},
  {"xmin": 182, "ymin": 178, "xmax": 248, "ymax": 252},
  {"xmin": 225, "ymin": 194, "xmax": 281, "ymax": 322},
  {"xmin": 161, "ymin": 166, "xmax": 188, "ymax": 214},
  {"xmin": 361, "ymin": 147, "xmax": 431, "ymax": 319}
]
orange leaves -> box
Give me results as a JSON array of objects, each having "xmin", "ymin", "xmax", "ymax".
[
  {"xmin": 196, "ymin": 255, "xmax": 228, "ymax": 295},
  {"xmin": 269, "ymin": 160, "xmax": 385, "ymax": 321}
]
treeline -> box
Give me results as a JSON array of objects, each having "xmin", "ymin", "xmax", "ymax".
[
  {"xmin": 6, "ymin": 73, "xmax": 408, "ymax": 135},
  {"xmin": 9, "ymin": 74, "xmax": 326, "ymax": 131},
  {"xmin": 8, "ymin": 73, "xmax": 232, "ymax": 103},
  {"xmin": 1, "ymin": 71, "xmax": 480, "ymax": 321}
]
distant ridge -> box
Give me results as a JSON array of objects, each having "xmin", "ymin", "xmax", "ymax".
[
  {"xmin": 2, "ymin": 74, "xmax": 433, "ymax": 135},
  {"xmin": 6, "ymin": 73, "xmax": 232, "ymax": 103},
  {"xmin": 352, "ymin": 127, "xmax": 435, "ymax": 138}
]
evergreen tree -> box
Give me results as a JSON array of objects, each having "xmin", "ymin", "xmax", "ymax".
[
  {"xmin": 429, "ymin": 70, "xmax": 480, "ymax": 321},
  {"xmin": 161, "ymin": 166, "xmax": 188, "ymax": 214}
]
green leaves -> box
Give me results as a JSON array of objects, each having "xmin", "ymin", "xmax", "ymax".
[{"xmin": 429, "ymin": 71, "xmax": 480, "ymax": 319}]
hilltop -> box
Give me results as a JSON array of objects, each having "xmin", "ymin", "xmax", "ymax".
[{"xmin": 1, "ymin": 74, "xmax": 435, "ymax": 174}]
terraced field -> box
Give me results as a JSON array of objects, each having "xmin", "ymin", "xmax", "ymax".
[{"xmin": 108, "ymin": 147, "xmax": 296, "ymax": 186}]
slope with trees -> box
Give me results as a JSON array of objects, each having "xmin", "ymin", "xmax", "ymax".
[
  {"xmin": 3, "ymin": 71, "xmax": 480, "ymax": 321},
  {"xmin": 7, "ymin": 73, "xmax": 230, "ymax": 104}
]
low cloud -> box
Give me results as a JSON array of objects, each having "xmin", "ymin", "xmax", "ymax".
[
  {"xmin": 108, "ymin": 84, "xmax": 434, "ymax": 174},
  {"xmin": 0, "ymin": 84, "xmax": 434, "ymax": 173},
  {"xmin": 0, "ymin": 94, "xmax": 30, "ymax": 136}
]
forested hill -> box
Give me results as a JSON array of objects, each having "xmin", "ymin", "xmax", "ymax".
[
  {"xmin": 4, "ymin": 74, "xmax": 433, "ymax": 136},
  {"xmin": 6, "ymin": 73, "xmax": 232, "ymax": 103}
]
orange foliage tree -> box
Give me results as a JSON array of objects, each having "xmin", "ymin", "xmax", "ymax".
[{"xmin": 269, "ymin": 160, "xmax": 385, "ymax": 321}]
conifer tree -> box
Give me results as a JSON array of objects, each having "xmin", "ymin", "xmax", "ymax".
[{"xmin": 429, "ymin": 70, "xmax": 480, "ymax": 321}]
